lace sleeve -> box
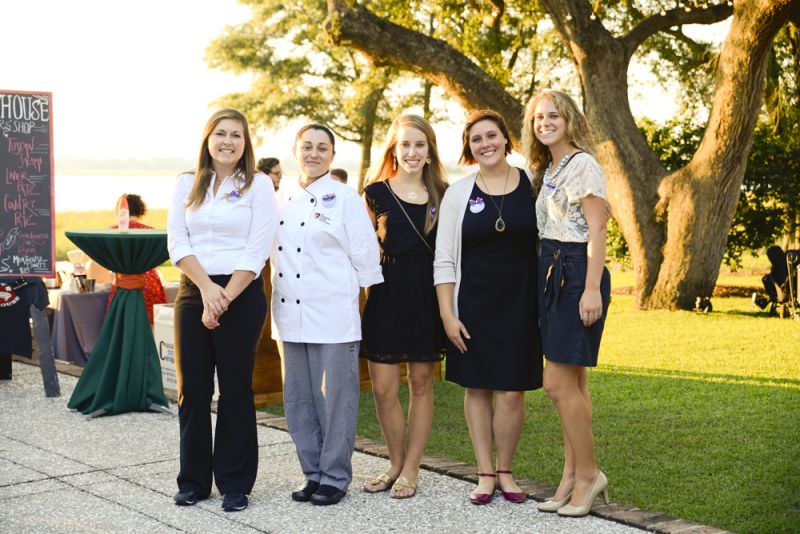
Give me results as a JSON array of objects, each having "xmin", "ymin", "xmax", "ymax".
[{"xmin": 563, "ymin": 154, "xmax": 606, "ymax": 204}]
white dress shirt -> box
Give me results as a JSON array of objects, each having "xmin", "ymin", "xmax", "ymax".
[
  {"xmin": 167, "ymin": 171, "xmax": 278, "ymax": 278},
  {"xmin": 270, "ymin": 174, "xmax": 383, "ymax": 343}
]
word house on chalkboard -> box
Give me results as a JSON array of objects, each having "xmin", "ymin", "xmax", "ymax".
[{"xmin": 0, "ymin": 90, "xmax": 54, "ymax": 276}]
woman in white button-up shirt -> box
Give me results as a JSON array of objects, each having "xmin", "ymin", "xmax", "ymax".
[
  {"xmin": 271, "ymin": 124, "xmax": 382, "ymax": 506},
  {"xmin": 167, "ymin": 109, "xmax": 278, "ymax": 512}
]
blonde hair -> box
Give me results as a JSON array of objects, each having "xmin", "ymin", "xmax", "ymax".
[
  {"xmin": 521, "ymin": 90, "xmax": 593, "ymax": 196},
  {"xmin": 185, "ymin": 109, "xmax": 256, "ymax": 210},
  {"xmin": 368, "ymin": 114, "xmax": 448, "ymax": 234}
]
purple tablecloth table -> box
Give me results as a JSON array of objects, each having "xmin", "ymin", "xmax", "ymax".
[{"xmin": 51, "ymin": 290, "xmax": 110, "ymax": 367}]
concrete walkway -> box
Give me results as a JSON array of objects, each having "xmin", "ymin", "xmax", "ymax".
[{"xmin": 1, "ymin": 363, "xmax": 651, "ymax": 533}]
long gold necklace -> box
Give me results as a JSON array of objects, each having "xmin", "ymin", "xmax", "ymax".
[{"xmin": 477, "ymin": 164, "xmax": 511, "ymax": 232}]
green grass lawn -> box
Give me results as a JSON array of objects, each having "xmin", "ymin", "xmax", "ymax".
[{"xmin": 264, "ymin": 294, "xmax": 800, "ymax": 533}]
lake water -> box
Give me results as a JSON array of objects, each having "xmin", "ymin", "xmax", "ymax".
[{"xmin": 55, "ymin": 174, "xmax": 179, "ymax": 212}]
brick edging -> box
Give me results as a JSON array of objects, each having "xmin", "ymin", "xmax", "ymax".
[{"xmin": 253, "ymin": 411, "xmax": 731, "ymax": 534}]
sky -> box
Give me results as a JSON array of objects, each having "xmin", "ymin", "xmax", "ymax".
[
  {"xmin": 5, "ymin": 1, "xmax": 255, "ymax": 161},
  {"xmin": 5, "ymin": 1, "xmax": 729, "ymax": 171}
]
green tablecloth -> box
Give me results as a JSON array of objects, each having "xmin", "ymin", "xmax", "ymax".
[{"xmin": 65, "ymin": 229, "xmax": 169, "ymax": 415}]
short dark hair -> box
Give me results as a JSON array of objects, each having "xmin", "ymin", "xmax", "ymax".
[
  {"xmin": 257, "ymin": 157, "xmax": 280, "ymax": 174},
  {"xmin": 330, "ymin": 168, "xmax": 348, "ymax": 181},
  {"xmin": 122, "ymin": 194, "xmax": 146, "ymax": 217},
  {"xmin": 295, "ymin": 124, "xmax": 336, "ymax": 149},
  {"xmin": 459, "ymin": 110, "xmax": 514, "ymax": 165}
]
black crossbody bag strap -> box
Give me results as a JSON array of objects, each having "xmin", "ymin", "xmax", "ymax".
[{"xmin": 383, "ymin": 181, "xmax": 434, "ymax": 255}]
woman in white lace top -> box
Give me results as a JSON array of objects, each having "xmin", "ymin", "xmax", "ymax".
[{"xmin": 522, "ymin": 90, "xmax": 612, "ymax": 518}]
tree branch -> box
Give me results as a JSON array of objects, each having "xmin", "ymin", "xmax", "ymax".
[
  {"xmin": 692, "ymin": 0, "xmax": 798, "ymax": 176},
  {"xmin": 622, "ymin": 4, "xmax": 733, "ymax": 58},
  {"xmin": 664, "ymin": 28, "xmax": 710, "ymax": 58},
  {"xmin": 325, "ymin": 0, "xmax": 524, "ymax": 137},
  {"xmin": 488, "ymin": 0, "xmax": 505, "ymax": 29}
]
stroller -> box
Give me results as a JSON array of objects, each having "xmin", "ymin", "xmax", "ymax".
[{"xmin": 752, "ymin": 245, "xmax": 800, "ymax": 318}]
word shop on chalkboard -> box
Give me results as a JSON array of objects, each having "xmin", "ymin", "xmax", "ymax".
[{"xmin": 0, "ymin": 90, "xmax": 54, "ymax": 276}]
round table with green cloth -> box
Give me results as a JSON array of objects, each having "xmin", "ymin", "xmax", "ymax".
[{"xmin": 65, "ymin": 229, "xmax": 169, "ymax": 416}]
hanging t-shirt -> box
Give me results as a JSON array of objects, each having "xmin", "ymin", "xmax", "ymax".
[{"xmin": 0, "ymin": 278, "xmax": 49, "ymax": 357}]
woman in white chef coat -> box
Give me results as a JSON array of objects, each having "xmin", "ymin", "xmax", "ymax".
[{"xmin": 271, "ymin": 124, "xmax": 383, "ymax": 506}]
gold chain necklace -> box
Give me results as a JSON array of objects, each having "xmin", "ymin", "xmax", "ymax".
[{"xmin": 477, "ymin": 164, "xmax": 511, "ymax": 232}]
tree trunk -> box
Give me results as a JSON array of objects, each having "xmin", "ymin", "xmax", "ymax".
[
  {"xmin": 647, "ymin": 0, "xmax": 795, "ymax": 308},
  {"xmin": 358, "ymin": 137, "xmax": 372, "ymax": 192},
  {"xmin": 356, "ymin": 81, "xmax": 386, "ymax": 192},
  {"xmin": 422, "ymin": 80, "xmax": 432, "ymax": 118},
  {"xmin": 542, "ymin": 1, "xmax": 670, "ymax": 306},
  {"xmin": 326, "ymin": 0, "xmax": 799, "ymax": 309}
]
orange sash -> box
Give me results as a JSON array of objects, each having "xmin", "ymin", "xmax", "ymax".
[{"xmin": 115, "ymin": 273, "xmax": 145, "ymax": 289}]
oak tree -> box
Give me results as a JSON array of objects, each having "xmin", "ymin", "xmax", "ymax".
[{"xmin": 325, "ymin": 0, "xmax": 800, "ymax": 309}]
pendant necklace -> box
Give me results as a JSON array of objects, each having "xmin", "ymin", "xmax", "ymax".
[
  {"xmin": 477, "ymin": 164, "xmax": 511, "ymax": 232},
  {"xmin": 391, "ymin": 178, "xmax": 421, "ymax": 201}
]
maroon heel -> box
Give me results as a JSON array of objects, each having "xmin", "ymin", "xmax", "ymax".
[
  {"xmin": 469, "ymin": 473, "xmax": 497, "ymax": 505},
  {"xmin": 495, "ymin": 469, "xmax": 527, "ymax": 503}
]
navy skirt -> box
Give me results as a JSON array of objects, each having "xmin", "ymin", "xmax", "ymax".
[{"xmin": 538, "ymin": 239, "xmax": 611, "ymax": 367}]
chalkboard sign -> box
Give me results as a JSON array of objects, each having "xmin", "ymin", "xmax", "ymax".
[{"xmin": 0, "ymin": 90, "xmax": 54, "ymax": 276}]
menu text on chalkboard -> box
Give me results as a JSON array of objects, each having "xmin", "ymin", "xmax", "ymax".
[{"xmin": 0, "ymin": 90, "xmax": 54, "ymax": 276}]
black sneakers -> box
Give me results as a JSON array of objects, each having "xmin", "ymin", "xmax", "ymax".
[
  {"xmin": 222, "ymin": 493, "xmax": 248, "ymax": 512},
  {"xmin": 174, "ymin": 490, "xmax": 203, "ymax": 506},
  {"xmin": 174, "ymin": 490, "xmax": 246, "ymax": 511}
]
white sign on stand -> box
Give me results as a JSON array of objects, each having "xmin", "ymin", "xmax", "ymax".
[
  {"xmin": 153, "ymin": 304, "xmax": 220, "ymax": 401},
  {"xmin": 153, "ymin": 304, "xmax": 177, "ymax": 395}
]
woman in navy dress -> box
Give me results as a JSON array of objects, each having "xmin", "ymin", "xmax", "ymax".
[
  {"xmin": 523, "ymin": 90, "xmax": 612, "ymax": 517},
  {"xmin": 361, "ymin": 114, "xmax": 447, "ymax": 499},
  {"xmin": 434, "ymin": 110, "xmax": 542, "ymax": 505}
]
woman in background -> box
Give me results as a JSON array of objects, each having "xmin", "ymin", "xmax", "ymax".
[
  {"xmin": 361, "ymin": 114, "xmax": 447, "ymax": 499},
  {"xmin": 522, "ymin": 89, "xmax": 611, "ymax": 517},
  {"xmin": 434, "ymin": 110, "xmax": 542, "ymax": 505},
  {"xmin": 330, "ymin": 168, "xmax": 348, "ymax": 184},
  {"xmin": 257, "ymin": 157, "xmax": 282, "ymax": 191},
  {"xmin": 94, "ymin": 193, "xmax": 167, "ymax": 324},
  {"xmin": 168, "ymin": 108, "xmax": 278, "ymax": 512}
]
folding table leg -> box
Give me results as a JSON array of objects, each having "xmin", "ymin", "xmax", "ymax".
[{"xmin": 30, "ymin": 305, "xmax": 60, "ymax": 397}]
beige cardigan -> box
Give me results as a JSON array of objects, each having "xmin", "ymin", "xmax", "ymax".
[{"xmin": 433, "ymin": 172, "xmax": 476, "ymax": 316}]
